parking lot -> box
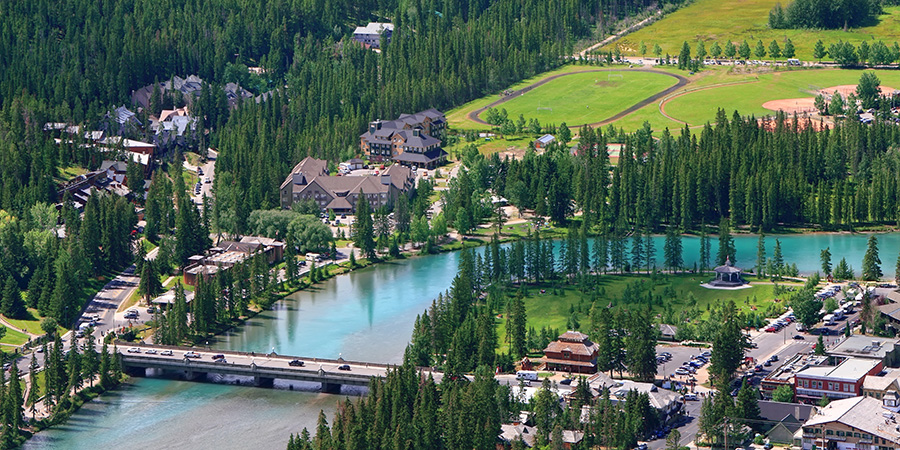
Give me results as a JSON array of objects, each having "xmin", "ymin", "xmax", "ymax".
[{"xmin": 655, "ymin": 344, "xmax": 709, "ymax": 385}]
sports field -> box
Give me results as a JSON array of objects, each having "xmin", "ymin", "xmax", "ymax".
[
  {"xmin": 489, "ymin": 70, "xmax": 679, "ymax": 126},
  {"xmin": 605, "ymin": 0, "xmax": 900, "ymax": 62},
  {"xmin": 663, "ymin": 69, "xmax": 900, "ymax": 125}
]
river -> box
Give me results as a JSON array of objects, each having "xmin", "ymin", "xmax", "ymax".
[{"xmin": 23, "ymin": 232, "xmax": 900, "ymax": 449}]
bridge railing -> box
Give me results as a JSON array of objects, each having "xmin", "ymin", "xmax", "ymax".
[{"xmin": 113, "ymin": 341, "xmax": 434, "ymax": 373}]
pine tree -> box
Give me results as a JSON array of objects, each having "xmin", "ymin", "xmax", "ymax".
[
  {"xmin": 716, "ymin": 218, "xmax": 735, "ymax": 266},
  {"xmin": 862, "ymin": 235, "xmax": 882, "ymax": 281},
  {"xmin": 354, "ymin": 194, "xmax": 376, "ymax": 259},
  {"xmin": 821, "ymin": 247, "xmax": 833, "ymax": 276},
  {"xmin": 27, "ymin": 355, "xmax": 38, "ymax": 419},
  {"xmin": 756, "ymin": 234, "xmax": 766, "ymax": 278}
]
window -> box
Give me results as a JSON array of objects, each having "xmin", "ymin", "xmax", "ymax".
[
  {"xmin": 826, "ymin": 430, "xmax": 834, "ymax": 436},
  {"xmin": 837, "ymin": 431, "xmax": 845, "ymax": 437},
  {"xmin": 855, "ymin": 433, "xmax": 861, "ymax": 438}
]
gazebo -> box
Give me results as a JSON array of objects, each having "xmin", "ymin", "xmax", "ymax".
[{"xmin": 711, "ymin": 257, "xmax": 745, "ymax": 287}]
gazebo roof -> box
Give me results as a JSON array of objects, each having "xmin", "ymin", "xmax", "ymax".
[{"xmin": 714, "ymin": 256, "xmax": 742, "ymax": 273}]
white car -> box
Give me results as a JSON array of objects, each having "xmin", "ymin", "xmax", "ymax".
[
  {"xmin": 160, "ymin": 350, "xmax": 174, "ymax": 356},
  {"xmin": 127, "ymin": 347, "xmax": 141, "ymax": 354},
  {"xmin": 144, "ymin": 349, "xmax": 157, "ymax": 355}
]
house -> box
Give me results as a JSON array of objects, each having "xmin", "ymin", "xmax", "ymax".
[
  {"xmin": 658, "ymin": 324, "xmax": 679, "ymax": 341},
  {"xmin": 279, "ymin": 157, "xmax": 415, "ymax": 213},
  {"xmin": 800, "ymin": 396, "xmax": 900, "ymax": 450},
  {"xmin": 534, "ymin": 134, "xmax": 555, "ymax": 150},
  {"xmin": 710, "ymin": 256, "xmax": 744, "ymax": 287},
  {"xmin": 131, "ymin": 75, "xmax": 254, "ymax": 110},
  {"xmin": 182, "ymin": 236, "xmax": 284, "ymax": 286},
  {"xmin": 352, "ymin": 22, "xmax": 393, "ymax": 49},
  {"xmin": 757, "ymin": 400, "xmax": 814, "ymax": 445},
  {"xmin": 794, "ymin": 357, "xmax": 882, "ymax": 403},
  {"xmin": 359, "ymin": 109, "xmax": 448, "ymax": 169},
  {"xmin": 541, "ymin": 331, "xmax": 599, "ymax": 374},
  {"xmin": 102, "ymin": 105, "xmax": 142, "ymax": 136},
  {"xmin": 828, "ymin": 336, "xmax": 900, "ymax": 367},
  {"xmin": 497, "ymin": 424, "xmax": 584, "ymax": 449}
]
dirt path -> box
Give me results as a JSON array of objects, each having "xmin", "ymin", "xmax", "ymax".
[
  {"xmin": 576, "ymin": 12, "xmax": 662, "ymax": 58},
  {"xmin": 466, "ymin": 68, "xmax": 688, "ymax": 129}
]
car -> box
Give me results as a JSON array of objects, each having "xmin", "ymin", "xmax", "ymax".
[
  {"xmin": 675, "ymin": 368, "xmax": 689, "ymax": 375},
  {"xmin": 211, "ymin": 354, "xmax": 225, "ymax": 361},
  {"xmin": 660, "ymin": 352, "xmax": 672, "ymax": 358},
  {"xmin": 203, "ymin": 177, "xmax": 211, "ymax": 184},
  {"xmin": 127, "ymin": 347, "xmax": 141, "ymax": 353},
  {"xmin": 770, "ymin": 355, "xmax": 779, "ymax": 362},
  {"xmin": 683, "ymin": 393, "xmax": 698, "ymax": 401},
  {"xmin": 754, "ymin": 365, "xmax": 763, "ymax": 372},
  {"xmin": 338, "ymin": 364, "xmax": 351, "ymax": 371},
  {"xmin": 793, "ymin": 335, "xmax": 805, "ymax": 340},
  {"xmin": 35, "ymin": 347, "xmax": 43, "ymax": 353},
  {"xmin": 559, "ymin": 378, "xmax": 573, "ymax": 385},
  {"xmin": 215, "ymin": 357, "xmax": 227, "ymax": 363},
  {"xmin": 340, "ymin": 214, "xmax": 347, "ymax": 219},
  {"xmin": 764, "ymin": 360, "xmax": 772, "ymax": 367},
  {"xmin": 289, "ymin": 359, "xmax": 305, "ymax": 367},
  {"xmin": 763, "ymin": 443, "xmax": 773, "ymax": 450},
  {"xmin": 184, "ymin": 352, "xmax": 201, "ymax": 359},
  {"xmin": 160, "ymin": 350, "xmax": 173, "ymax": 356},
  {"xmin": 144, "ymin": 349, "xmax": 158, "ymax": 355},
  {"xmin": 147, "ymin": 306, "xmax": 157, "ymax": 314},
  {"xmin": 636, "ymin": 444, "xmax": 648, "ymax": 450}
]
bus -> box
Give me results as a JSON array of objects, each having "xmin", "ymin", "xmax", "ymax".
[{"xmin": 823, "ymin": 314, "xmax": 836, "ymax": 326}]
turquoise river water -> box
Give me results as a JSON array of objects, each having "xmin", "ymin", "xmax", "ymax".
[{"xmin": 23, "ymin": 232, "xmax": 900, "ymax": 449}]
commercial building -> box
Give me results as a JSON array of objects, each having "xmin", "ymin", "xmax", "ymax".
[
  {"xmin": 540, "ymin": 331, "xmax": 599, "ymax": 374},
  {"xmin": 794, "ymin": 357, "xmax": 883, "ymax": 403},
  {"xmin": 801, "ymin": 396, "xmax": 900, "ymax": 450},
  {"xmin": 279, "ymin": 157, "xmax": 415, "ymax": 212},
  {"xmin": 828, "ymin": 336, "xmax": 900, "ymax": 368},
  {"xmin": 359, "ymin": 109, "xmax": 448, "ymax": 168},
  {"xmin": 352, "ymin": 22, "xmax": 393, "ymax": 49}
]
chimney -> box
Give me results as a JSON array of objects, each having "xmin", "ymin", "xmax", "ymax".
[
  {"xmin": 369, "ymin": 121, "xmax": 378, "ymax": 134},
  {"xmin": 376, "ymin": 120, "xmax": 382, "ymax": 130}
]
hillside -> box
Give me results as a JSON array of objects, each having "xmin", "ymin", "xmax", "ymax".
[{"xmin": 603, "ymin": 0, "xmax": 900, "ymax": 61}]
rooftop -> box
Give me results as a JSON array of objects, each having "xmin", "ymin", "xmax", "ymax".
[
  {"xmin": 353, "ymin": 22, "xmax": 394, "ymax": 35},
  {"xmin": 805, "ymin": 396, "xmax": 900, "ymax": 442},
  {"xmin": 829, "ymin": 335, "xmax": 900, "ymax": 360},
  {"xmin": 864, "ymin": 369, "xmax": 900, "ymax": 392},
  {"xmin": 795, "ymin": 357, "xmax": 880, "ymax": 381}
]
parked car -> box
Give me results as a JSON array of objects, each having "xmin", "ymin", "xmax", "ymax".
[
  {"xmin": 289, "ymin": 359, "xmax": 305, "ymax": 367},
  {"xmin": 793, "ymin": 335, "xmax": 805, "ymax": 340},
  {"xmin": 683, "ymin": 393, "xmax": 698, "ymax": 401}
]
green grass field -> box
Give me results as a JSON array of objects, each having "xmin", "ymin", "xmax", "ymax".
[
  {"xmin": 495, "ymin": 273, "xmax": 788, "ymax": 353},
  {"xmin": 0, "ymin": 327, "xmax": 29, "ymax": 347},
  {"xmin": 605, "ymin": 0, "xmax": 900, "ymax": 62},
  {"xmin": 664, "ymin": 68, "xmax": 900, "ymax": 125},
  {"xmin": 486, "ymin": 71, "xmax": 678, "ymax": 126}
]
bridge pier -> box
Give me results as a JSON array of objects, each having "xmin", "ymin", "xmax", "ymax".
[
  {"xmin": 321, "ymin": 382, "xmax": 342, "ymax": 394},
  {"xmin": 124, "ymin": 366, "xmax": 147, "ymax": 377},
  {"xmin": 184, "ymin": 370, "xmax": 207, "ymax": 381},
  {"xmin": 254, "ymin": 376, "xmax": 275, "ymax": 388}
]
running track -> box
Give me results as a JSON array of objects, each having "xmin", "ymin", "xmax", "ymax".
[{"xmin": 465, "ymin": 68, "xmax": 689, "ymax": 128}]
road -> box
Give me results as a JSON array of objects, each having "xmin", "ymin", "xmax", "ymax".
[{"xmin": 187, "ymin": 148, "xmax": 217, "ymax": 207}]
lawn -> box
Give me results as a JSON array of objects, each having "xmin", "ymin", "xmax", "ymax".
[
  {"xmin": 495, "ymin": 273, "xmax": 790, "ymax": 352},
  {"xmin": 4, "ymin": 311, "xmax": 46, "ymax": 336},
  {"xmin": 0, "ymin": 327, "xmax": 29, "ymax": 347},
  {"xmin": 489, "ymin": 71, "xmax": 679, "ymax": 127},
  {"xmin": 603, "ymin": 0, "xmax": 900, "ymax": 62},
  {"xmin": 664, "ymin": 68, "xmax": 900, "ymax": 125},
  {"xmin": 57, "ymin": 165, "xmax": 88, "ymax": 183}
]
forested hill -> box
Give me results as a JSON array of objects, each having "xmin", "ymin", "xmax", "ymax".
[{"xmin": 210, "ymin": 0, "xmax": 617, "ymax": 234}]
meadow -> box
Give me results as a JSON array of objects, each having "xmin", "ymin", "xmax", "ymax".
[
  {"xmin": 605, "ymin": 0, "xmax": 900, "ymax": 62},
  {"xmin": 491, "ymin": 70, "xmax": 679, "ymax": 127}
]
